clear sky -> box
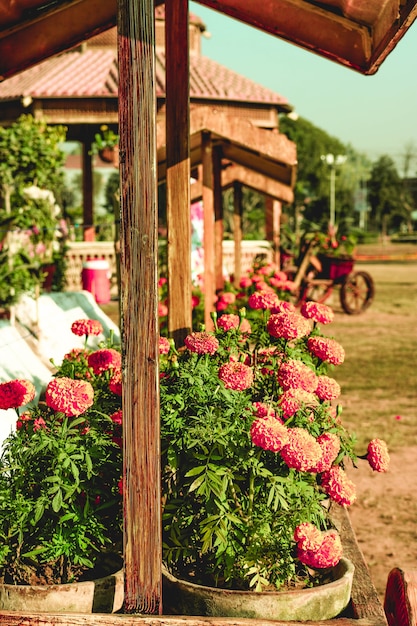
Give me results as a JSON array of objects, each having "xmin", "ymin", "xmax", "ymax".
[{"xmin": 190, "ymin": 2, "xmax": 417, "ymax": 174}]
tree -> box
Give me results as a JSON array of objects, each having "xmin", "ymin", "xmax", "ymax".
[{"xmin": 367, "ymin": 155, "xmax": 405, "ymax": 236}]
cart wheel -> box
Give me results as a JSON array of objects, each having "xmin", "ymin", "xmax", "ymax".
[
  {"xmin": 298, "ymin": 282, "xmax": 332, "ymax": 306},
  {"xmin": 340, "ymin": 271, "xmax": 374, "ymax": 314},
  {"xmin": 384, "ymin": 568, "xmax": 417, "ymax": 626}
]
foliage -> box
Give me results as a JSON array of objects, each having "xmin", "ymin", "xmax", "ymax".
[
  {"xmin": 302, "ymin": 225, "xmax": 358, "ymax": 259},
  {"xmin": 367, "ymin": 155, "xmax": 409, "ymax": 235},
  {"xmin": 0, "ymin": 324, "xmax": 122, "ymax": 584},
  {"xmin": 90, "ymin": 125, "xmax": 119, "ymax": 155},
  {"xmin": 160, "ymin": 297, "xmax": 389, "ymax": 591}
]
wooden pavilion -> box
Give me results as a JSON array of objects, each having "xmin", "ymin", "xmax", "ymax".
[{"xmin": 0, "ymin": 1, "xmax": 416, "ymax": 624}]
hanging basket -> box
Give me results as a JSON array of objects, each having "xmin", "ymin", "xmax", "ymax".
[{"xmin": 98, "ymin": 146, "xmax": 119, "ymax": 166}]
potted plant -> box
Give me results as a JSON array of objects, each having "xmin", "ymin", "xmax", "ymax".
[
  {"xmin": 91, "ymin": 125, "xmax": 119, "ymax": 165},
  {"xmin": 0, "ymin": 319, "xmax": 123, "ymax": 613},
  {"xmin": 159, "ymin": 298, "xmax": 389, "ymax": 621}
]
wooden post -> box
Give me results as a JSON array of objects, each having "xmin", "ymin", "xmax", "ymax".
[
  {"xmin": 202, "ymin": 131, "xmax": 215, "ymax": 329},
  {"xmin": 266, "ymin": 197, "xmax": 281, "ymax": 268},
  {"xmin": 165, "ymin": 0, "xmax": 191, "ymax": 346},
  {"xmin": 233, "ymin": 181, "xmax": 243, "ymax": 287},
  {"xmin": 118, "ymin": 0, "xmax": 161, "ymax": 614},
  {"xmin": 213, "ymin": 146, "xmax": 224, "ymax": 293},
  {"xmin": 82, "ymin": 141, "xmax": 95, "ymax": 242}
]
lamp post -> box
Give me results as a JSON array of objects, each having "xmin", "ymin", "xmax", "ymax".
[{"xmin": 321, "ymin": 153, "xmax": 346, "ymax": 226}]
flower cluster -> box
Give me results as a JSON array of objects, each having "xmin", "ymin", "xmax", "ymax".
[
  {"xmin": 0, "ymin": 320, "xmax": 122, "ymax": 585},
  {"xmin": 160, "ymin": 300, "xmax": 389, "ymax": 592}
]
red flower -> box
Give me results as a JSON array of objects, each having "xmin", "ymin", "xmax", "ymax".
[
  {"xmin": 267, "ymin": 312, "xmax": 311, "ymax": 341},
  {"xmin": 33, "ymin": 417, "xmax": 47, "ymax": 431},
  {"xmin": 279, "ymin": 388, "xmax": 319, "ymax": 419},
  {"xmin": 277, "ymin": 360, "xmax": 318, "ymax": 393},
  {"xmin": 307, "ymin": 337, "xmax": 345, "ymax": 365},
  {"xmin": 270, "ymin": 300, "xmax": 296, "ymax": 314},
  {"xmin": 280, "ymin": 428, "xmax": 322, "ymax": 472},
  {"xmin": 45, "ymin": 377, "xmax": 94, "ymax": 417},
  {"xmin": 367, "ymin": 438, "xmax": 390, "ymax": 472},
  {"xmin": 159, "ymin": 337, "xmax": 171, "ymax": 355},
  {"xmin": 300, "ymin": 302, "xmax": 334, "ymax": 325},
  {"xmin": 71, "ymin": 319, "xmax": 103, "ymax": 337},
  {"xmin": 315, "ymin": 375, "xmax": 341, "ymax": 401},
  {"xmin": 217, "ymin": 314, "xmax": 252, "ymax": 335},
  {"xmin": 158, "ymin": 302, "xmax": 168, "ymax": 317},
  {"xmin": 218, "ymin": 361, "xmax": 253, "ymax": 391},
  {"xmin": 248, "ymin": 290, "xmax": 280, "ymax": 310},
  {"xmin": 321, "ymin": 466, "xmax": 356, "ymax": 506},
  {"xmin": 109, "ymin": 369, "xmax": 122, "ymax": 396},
  {"xmin": 252, "ymin": 402, "xmax": 282, "ymax": 422},
  {"xmin": 184, "ymin": 332, "xmax": 219, "ymax": 355},
  {"xmin": 297, "ymin": 529, "xmax": 343, "ymax": 569},
  {"xmin": 88, "ymin": 348, "xmax": 121, "ymax": 374},
  {"xmin": 250, "ymin": 416, "xmax": 288, "ymax": 452},
  {"xmin": 110, "ymin": 409, "xmax": 123, "ymax": 425},
  {"xmin": 310, "ymin": 433, "xmax": 341, "ymax": 473},
  {"xmin": 0, "ymin": 379, "xmax": 36, "ymax": 410}
]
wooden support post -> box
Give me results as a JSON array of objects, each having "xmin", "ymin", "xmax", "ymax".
[
  {"xmin": 233, "ymin": 181, "xmax": 243, "ymax": 287},
  {"xmin": 165, "ymin": 0, "xmax": 191, "ymax": 346},
  {"xmin": 202, "ymin": 131, "xmax": 215, "ymax": 329},
  {"xmin": 266, "ymin": 197, "xmax": 281, "ymax": 268},
  {"xmin": 82, "ymin": 141, "xmax": 95, "ymax": 242},
  {"xmin": 118, "ymin": 0, "xmax": 161, "ymax": 614},
  {"xmin": 213, "ymin": 146, "xmax": 224, "ymax": 293}
]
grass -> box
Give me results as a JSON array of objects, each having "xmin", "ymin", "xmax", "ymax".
[{"xmin": 101, "ymin": 260, "xmax": 417, "ymax": 452}]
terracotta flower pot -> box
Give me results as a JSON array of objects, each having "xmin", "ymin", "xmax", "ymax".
[
  {"xmin": 0, "ymin": 567, "xmax": 124, "ymax": 613},
  {"xmin": 162, "ymin": 558, "xmax": 354, "ymax": 622}
]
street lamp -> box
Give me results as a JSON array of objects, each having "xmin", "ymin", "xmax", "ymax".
[{"xmin": 321, "ymin": 153, "xmax": 347, "ymax": 227}]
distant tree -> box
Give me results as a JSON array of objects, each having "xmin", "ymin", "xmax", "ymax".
[
  {"xmin": 367, "ymin": 155, "xmax": 405, "ymax": 235},
  {"xmin": 222, "ymin": 187, "xmax": 266, "ymax": 240}
]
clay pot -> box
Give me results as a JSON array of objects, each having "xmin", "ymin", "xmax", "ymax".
[{"xmin": 163, "ymin": 558, "xmax": 354, "ymax": 622}]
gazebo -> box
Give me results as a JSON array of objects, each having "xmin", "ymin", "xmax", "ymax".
[{"xmin": 0, "ymin": 1, "xmax": 416, "ymax": 624}]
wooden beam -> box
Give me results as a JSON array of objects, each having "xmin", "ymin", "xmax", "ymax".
[
  {"xmin": 118, "ymin": 0, "xmax": 161, "ymax": 614},
  {"xmin": 165, "ymin": 0, "xmax": 192, "ymax": 346},
  {"xmin": 82, "ymin": 142, "xmax": 95, "ymax": 242}
]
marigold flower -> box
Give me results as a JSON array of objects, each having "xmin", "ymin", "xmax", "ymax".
[
  {"xmin": 367, "ymin": 438, "xmax": 390, "ymax": 472},
  {"xmin": 270, "ymin": 300, "xmax": 297, "ymax": 314},
  {"xmin": 45, "ymin": 377, "xmax": 94, "ymax": 417},
  {"xmin": 218, "ymin": 361, "xmax": 253, "ymax": 391},
  {"xmin": 71, "ymin": 318, "xmax": 103, "ymax": 337},
  {"xmin": 159, "ymin": 336, "xmax": 171, "ymax": 355},
  {"xmin": 158, "ymin": 302, "xmax": 168, "ymax": 317},
  {"xmin": 63, "ymin": 348, "xmax": 89, "ymax": 363},
  {"xmin": 0, "ymin": 379, "xmax": 36, "ymax": 410},
  {"xmin": 307, "ymin": 337, "xmax": 345, "ymax": 365},
  {"xmin": 184, "ymin": 332, "xmax": 219, "ymax": 355},
  {"xmin": 33, "ymin": 417, "xmax": 47, "ymax": 432},
  {"xmin": 248, "ymin": 290, "xmax": 280, "ymax": 310},
  {"xmin": 311, "ymin": 433, "xmax": 341, "ymax": 473},
  {"xmin": 321, "ymin": 465, "xmax": 356, "ymax": 506},
  {"xmin": 252, "ymin": 402, "xmax": 282, "ymax": 422},
  {"xmin": 277, "ymin": 360, "xmax": 318, "ymax": 393},
  {"xmin": 109, "ymin": 368, "xmax": 122, "ymax": 396},
  {"xmin": 250, "ymin": 416, "xmax": 289, "ymax": 452},
  {"xmin": 279, "ymin": 388, "xmax": 319, "ymax": 419},
  {"xmin": 315, "ymin": 375, "xmax": 341, "ymax": 401},
  {"xmin": 280, "ymin": 428, "xmax": 322, "ymax": 472},
  {"xmin": 294, "ymin": 522, "xmax": 323, "ymax": 551},
  {"xmin": 110, "ymin": 409, "xmax": 123, "ymax": 425},
  {"xmin": 217, "ymin": 314, "xmax": 252, "ymax": 335},
  {"xmin": 239, "ymin": 276, "xmax": 253, "ymax": 288},
  {"xmin": 267, "ymin": 312, "xmax": 311, "ymax": 341},
  {"xmin": 88, "ymin": 348, "xmax": 122, "ymax": 374},
  {"xmin": 191, "ymin": 295, "xmax": 200, "ymax": 308},
  {"xmin": 300, "ymin": 302, "xmax": 334, "ymax": 325},
  {"xmin": 297, "ymin": 529, "xmax": 343, "ymax": 569}
]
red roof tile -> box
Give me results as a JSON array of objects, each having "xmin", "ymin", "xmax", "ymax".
[{"xmin": 0, "ymin": 36, "xmax": 289, "ymax": 109}]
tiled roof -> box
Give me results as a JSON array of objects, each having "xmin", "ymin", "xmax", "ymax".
[{"xmin": 0, "ymin": 39, "xmax": 290, "ymax": 109}]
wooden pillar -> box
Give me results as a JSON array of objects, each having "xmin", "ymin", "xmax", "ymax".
[
  {"xmin": 165, "ymin": 0, "xmax": 191, "ymax": 346},
  {"xmin": 233, "ymin": 181, "xmax": 243, "ymax": 287},
  {"xmin": 265, "ymin": 196, "xmax": 281, "ymax": 268},
  {"xmin": 82, "ymin": 141, "xmax": 95, "ymax": 242},
  {"xmin": 213, "ymin": 146, "xmax": 224, "ymax": 293},
  {"xmin": 202, "ymin": 131, "xmax": 215, "ymax": 329},
  {"xmin": 118, "ymin": 0, "xmax": 161, "ymax": 614}
]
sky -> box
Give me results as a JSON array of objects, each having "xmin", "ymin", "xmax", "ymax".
[{"xmin": 190, "ymin": 2, "xmax": 417, "ymax": 174}]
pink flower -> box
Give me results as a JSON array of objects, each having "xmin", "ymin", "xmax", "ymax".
[
  {"xmin": 315, "ymin": 375, "xmax": 341, "ymax": 401},
  {"xmin": 158, "ymin": 277, "xmax": 167, "ymax": 287},
  {"xmin": 110, "ymin": 409, "xmax": 123, "ymax": 425},
  {"xmin": 239, "ymin": 276, "xmax": 253, "ymax": 288},
  {"xmin": 217, "ymin": 314, "xmax": 252, "ymax": 335},
  {"xmin": 297, "ymin": 529, "xmax": 343, "ymax": 569},
  {"xmin": 45, "ymin": 377, "xmax": 94, "ymax": 417},
  {"xmin": 71, "ymin": 319, "xmax": 103, "ymax": 337},
  {"xmin": 301, "ymin": 302, "xmax": 334, "ymax": 325},
  {"xmin": 248, "ymin": 290, "xmax": 280, "ymax": 310},
  {"xmin": 294, "ymin": 522, "xmax": 323, "ymax": 552},
  {"xmin": 280, "ymin": 428, "xmax": 322, "ymax": 472},
  {"xmin": 270, "ymin": 300, "xmax": 297, "ymax": 314},
  {"xmin": 0, "ymin": 379, "xmax": 36, "ymax": 410},
  {"xmin": 33, "ymin": 417, "xmax": 47, "ymax": 432},
  {"xmin": 311, "ymin": 433, "xmax": 341, "ymax": 473},
  {"xmin": 307, "ymin": 337, "xmax": 345, "ymax": 365},
  {"xmin": 277, "ymin": 360, "xmax": 318, "ymax": 393},
  {"xmin": 159, "ymin": 337, "xmax": 171, "ymax": 355},
  {"xmin": 321, "ymin": 466, "xmax": 356, "ymax": 506},
  {"xmin": 279, "ymin": 388, "xmax": 319, "ymax": 419},
  {"xmin": 267, "ymin": 312, "xmax": 311, "ymax": 341},
  {"xmin": 250, "ymin": 416, "xmax": 289, "ymax": 452},
  {"xmin": 252, "ymin": 402, "xmax": 282, "ymax": 422},
  {"xmin": 109, "ymin": 369, "xmax": 122, "ymax": 396},
  {"xmin": 191, "ymin": 295, "xmax": 200, "ymax": 308},
  {"xmin": 219, "ymin": 292, "xmax": 236, "ymax": 304},
  {"xmin": 184, "ymin": 332, "xmax": 219, "ymax": 355},
  {"xmin": 158, "ymin": 302, "xmax": 168, "ymax": 317},
  {"xmin": 88, "ymin": 348, "xmax": 122, "ymax": 374},
  {"xmin": 218, "ymin": 362, "xmax": 253, "ymax": 391},
  {"xmin": 63, "ymin": 348, "xmax": 89, "ymax": 363},
  {"xmin": 367, "ymin": 439, "xmax": 390, "ymax": 472}
]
